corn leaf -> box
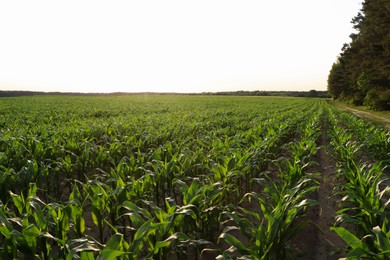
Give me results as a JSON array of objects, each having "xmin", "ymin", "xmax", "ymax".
[{"xmin": 331, "ymin": 227, "xmax": 366, "ymax": 250}]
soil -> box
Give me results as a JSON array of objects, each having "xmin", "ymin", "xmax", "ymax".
[
  {"xmin": 337, "ymin": 105, "xmax": 390, "ymax": 130},
  {"xmin": 291, "ymin": 112, "xmax": 347, "ymax": 260}
]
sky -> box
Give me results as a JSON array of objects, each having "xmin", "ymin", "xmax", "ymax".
[{"xmin": 0, "ymin": 0, "xmax": 362, "ymax": 93}]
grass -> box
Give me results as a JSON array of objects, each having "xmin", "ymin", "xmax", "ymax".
[{"xmin": 328, "ymin": 100, "xmax": 390, "ymax": 129}]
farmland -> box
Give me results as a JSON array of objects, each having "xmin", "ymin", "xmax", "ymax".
[{"xmin": 0, "ymin": 95, "xmax": 389, "ymax": 259}]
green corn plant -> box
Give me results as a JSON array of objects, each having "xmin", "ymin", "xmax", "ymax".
[
  {"xmin": 141, "ymin": 199, "xmax": 200, "ymax": 259},
  {"xmin": 334, "ymin": 163, "xmax": 388, "ymax": 234},
  {"xmin": 9, "ymin": 183, "xmax": 40, "ymax": 216},
  {"xmin": 276, "ymin": 158, "xmax": 315, "ymax": 189},
  {"xmin": 84, "ymin": 180, "xmax": 112, "ymax": 243},
  {"xmin": 219, "ymin": 178, "xmax": 318, "ymax": 259},
  {"xmin": 0, "ymin": 204, "xmax": 21, "ymax": 259},
  {"xmin": 331, "ymin": 226, "xmax": 390, "ymax": 259},
  {"xmin": 66, "ymin": 182, "xmax": 86, "ymax": 238},
  {"xmin": 0, "ymin": 194, "xmax": 64, "ymax": 259},
  {"xmin": 336, "ymin": 109, "xmax": 390, "ymax": 162},
  {"xmin": 119, "ymin": 200, "xmax": 166, "ymax": 258},
  {"xmin": 328, "ymin": 107, "xmax": 390, "ymax": 257},
  {"xmin": 146, "ymin": 155, "xmax": 182, "ymax": 207},
  {"xmin": 209, "ymin": 155, "xmax": 247, "ymax": 203},
  {"xmin": 16, "ymin": 160, "xmax": 39, "ymax": 195},
  {"xmin": 97, "ymin": 233, "xmax": 129, "ymax": 259},
  {"xmin": 5, "ymin": 218, "xmax": 42, "ymax": 259},
  {"xmin": 0, "ymin": 167, "xmax": 16, "ymax": 203},
  {"xmin": 45, "ymin": 202, "xmax": 72, "ymax": 258},
  {"xmin": 333, "ymin": 163, "xmax": 390, "ymax": 255},
  {"xmin": 64, "ymin": 237, "xmax": 101, "ymax": 260},
  {"xmin": 119, "ymin": 197, "xmax": 210, "ymax": 259},
  {"xmin": 174, "ymin": 178, "xmax": 225, "ymax": 243}
]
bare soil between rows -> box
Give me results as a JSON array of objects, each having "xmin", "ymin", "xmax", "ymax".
[{"xmin": 291, "ymin": 113, "xmax": 346, "ymax": 259}]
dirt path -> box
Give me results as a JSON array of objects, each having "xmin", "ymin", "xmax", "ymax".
[
  {"xmin": 336, "ymin": 105, "xmax": 390, "ymax": 130},
  {"xmin": 292, "ymin": 112, "xmax": 346, "ymax": 259},
  {"xmin": 313, "ymin": 115, "xmax": 346, "ymax": 259}
]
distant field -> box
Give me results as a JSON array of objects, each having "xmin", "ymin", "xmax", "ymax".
[{"xmin": 0, "ymin": 95, "xmax": 388, "ymax": 259}]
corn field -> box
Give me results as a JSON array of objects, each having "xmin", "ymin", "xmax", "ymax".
[{"xmin": 0, "ymin": 95, "xmax": 388, "ymax": 259}]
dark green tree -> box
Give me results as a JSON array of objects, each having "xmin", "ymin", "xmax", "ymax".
[
  {"xmin": 328, "ymin": 61, "xmax": 347, "ymax": 100},
  {"xmin": 328, "ymin": 0, "xmax": 390, "ymax": 110},
  {"xmin": 307, "ymin": 89, "xmax": 318, "ymax": 97}
]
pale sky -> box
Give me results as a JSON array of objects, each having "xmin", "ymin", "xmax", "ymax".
[{"xmin": 0, "ymin": 0, "xmax": 362, "ymax": 93}]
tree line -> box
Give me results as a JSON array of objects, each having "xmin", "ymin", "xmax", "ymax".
[
  {"xmin": 202, "ymin": 90, "xmax": 330, "ymax": 98},
  {"xmin": 0, "ymin": 90, "xmax": 329, "ymax": 98},
  {"xmin": 328, "ymin": 0, "xmax": 390, "ymax": 110}
]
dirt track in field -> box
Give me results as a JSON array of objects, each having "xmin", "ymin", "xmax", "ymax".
[
  {"xmin": 313, "ymin": 116, "xmax": 346, "ymax": 259},
  {"xmin": 292, "ymin": 111, "xmax": 346, "ymax": 259},
  {"xmin": 336, "ymin": 104, "xmax": 390, "ymax": 130}
]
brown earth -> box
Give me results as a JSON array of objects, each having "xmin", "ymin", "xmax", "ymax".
[
  {"xmin": 333, "ymin": 103, "xmax": 390, "ymax": 130},
  {"xmin": 292, "ymin": 112, "xmax": 346, "ymax": 260},
  {"xmin": 312, "ymin": 117, "xmax": 346, "ymax": 260}
]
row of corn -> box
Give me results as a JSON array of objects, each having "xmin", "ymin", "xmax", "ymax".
[
  {"xmin": 327, "ymin": 106, "xmax": 390, "ymax": 259},
  {"xmin": 0, "ymin": 96, "xmax": 387, "ymax": 259}
]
